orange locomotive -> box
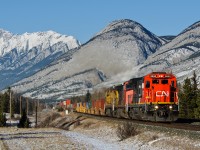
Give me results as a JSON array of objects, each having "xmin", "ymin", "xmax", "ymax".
[
  {"xmin": 76, "ymin": 72, "xmax": 179, "ymax": 122},
  {"xmin": 126, "ymin": 72, "xmax": 178, "ymax": 121}
]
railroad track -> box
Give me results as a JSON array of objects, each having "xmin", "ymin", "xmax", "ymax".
[{"xmin": 75, "ymin": 112, "xmax": 200, "ymax": 132}]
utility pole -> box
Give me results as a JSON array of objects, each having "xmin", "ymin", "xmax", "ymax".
[
  {"xmin": 35, "ymin": 100, "xmax": 37, "ymax": 128},
  {"xmin": 10, "ymin": 91, "xmax": 12, "ymax": 123},
  {"xmin": 26, "ymin": 98, "xmax": 29, "ymax": 116},
  {"xmin": 37, "ymin": 99, "xmax": 39, "ymax": 110},
  {"xmin": 20, "ymin": 96, "xmax": 22, "ymax": 117}
]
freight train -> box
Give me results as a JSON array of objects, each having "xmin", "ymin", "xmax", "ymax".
[{"xmin": 75, "ymin": 72, "xmax": 179, "ymax": 122}]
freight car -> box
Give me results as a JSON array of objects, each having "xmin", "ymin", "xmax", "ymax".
[{"xmin": 75, "ymin": 72, "xmax": 179, "ymax": 122}]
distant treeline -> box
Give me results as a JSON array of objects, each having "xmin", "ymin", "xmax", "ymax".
[{"xmin": 0, "ymin": 87, "xmax": 45, "ymax": 117}]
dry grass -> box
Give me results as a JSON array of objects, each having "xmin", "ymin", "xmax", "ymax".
[
  {"xmin": 82, "ymin": 121, "xmax": 95, "ymax": 128},
  {"xmin": 37, "ymin": 112, "xmax": 62, "ymax": 127}
]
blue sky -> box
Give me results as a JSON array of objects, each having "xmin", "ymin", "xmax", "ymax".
[{"xmin": 0, "ymin": 0, "xmax": 199, "ymax": 43}]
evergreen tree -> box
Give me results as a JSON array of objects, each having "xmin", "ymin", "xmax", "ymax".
[
  {"xmin": 179, "ymin": 78, "xmax": 193, "ymax": 118},
  {"xmin": 194, "ymin": 90, "xmax": 200, "ymax": 118},
  {"xmin": 14, "ymin": 97, "xmax": 20, "ymax": 114},
  {"xmin": 191, "ymin": 71, "xmax": 198, "ymax": 113},
  {"xmin": 2, "ymin": 92, "xmax": 9, "ymax": 113},
  {"xmin": 179, "ymin": 84, "xmax": 188, "ymax": 118},
  {"xmin": 18, "ymin": 109, "xmax": 30, "ymax": 128},
  {"xmin": 11, "ymin": 92, "xmax": 15, "ymax": 118},
  {"xmin": 179, "ymin": 71, "xmax": 199, "ymax": 119},
  {"xmin": 4, "ymin": 87, "xmax": 16, "ymax": 117},
  {"xmin": 0, "ymin": 94, "xmax": 3, "ymax": 113},
  {"xmin": 0, "ymin": 94, "xmax": 7, "ymax": 127},
  {"xmin": 85, "ymin": 90, "xmax": 91, "ymax": 108},
  {"xmin": 0, "ymin": 112, "xmax": 6, "ymax": 127}
]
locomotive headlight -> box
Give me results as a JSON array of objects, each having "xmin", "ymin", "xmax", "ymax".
[
  {"xmin": 169, "ymin": 105, "xmax": 173, "ymax": 109},
  {"xmin": 155, "ymin": 105, "xmax": 159, "ymax": 109}
]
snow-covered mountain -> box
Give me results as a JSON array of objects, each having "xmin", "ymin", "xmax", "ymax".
[
  {"xmin": 0, "ymin": 29, "xmax": 80, "ymax": 90},
  {"xmin": 11, "ymin": 19, "xmax": 165, "ymax": 100},
  {"xmin": 139, "ymin": 21, "xmax": 200, "ymax": 82}
]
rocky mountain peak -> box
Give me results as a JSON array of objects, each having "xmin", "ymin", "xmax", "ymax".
[
  {"xmin": 180, "ymin": 21, "xmax": 200, "ymax": 35},
  {"xmin": 97, "ymin": 19, "xmax": 145, "ymax": 36},
  {"xmin": 94, "ymin": 19, "xmax": 165, "ymax": 45},
  {"xmin": 96, "ymin": 19, "xmax": 142, "ymax": 35},
  {"xmin": 0, "ymin": 28, "xmax": 13, "ymax": 39}
]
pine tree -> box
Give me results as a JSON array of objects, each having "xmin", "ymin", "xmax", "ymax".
[
  {"xmin": 2, "ymin": 92, "xmax": 9, "ymax": 113},
  {"xmin": 0, "ymin": 94, "xmax": 7, "ymax": 127},
  {"xmin": 179, "ymin": 71, "xmax": 199, "ymax": 119},
  {"xmin": 14, "ymin": 97, "xmax": 20, "ymax": 114},
  {"xmin": 194, "ymin": 89, "xmax": 200, "ymax": 118},
  {"xmin": 85, "ymin": 90, "xmax": 91, "ymax": 108},
  {"xmin": 11, "ymin": 92, "xmax": 15, "ymax": 118},
  {"xmin": 18, "ymin": 109, "xmax": 30, "ymax": 128},
  {"xmin": 179, "ymin": 84, "xmax": 188, "ymax": 118},
  {"xmin": 191, "ymin": 71, "xmax": 198, "ymax": 115},
  {"xmin": 0, "ymin": 112, "xmax": 7, "ymax": 127},
  {"xmin": 179, "ymin": 78, "xmax": 193, "ymax": 118}
]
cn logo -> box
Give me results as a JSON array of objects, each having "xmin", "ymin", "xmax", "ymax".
[{"xmin": 156, "ymin": 91, "xmax": 169, "ymax": 97}]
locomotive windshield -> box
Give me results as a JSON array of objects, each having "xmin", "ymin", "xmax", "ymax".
[
  {"xmin": 152, "ymin": 79, "xmax": 159, "ymax": 84},
  {"xmin": 161, "ymin": 80, "xmax": 168, "ymax": 84},
  {"xmin": 152, "ymin": 79, "xmax": 169, "ymax": 84}
]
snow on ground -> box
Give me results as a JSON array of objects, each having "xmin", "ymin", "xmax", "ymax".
[
  {"xmin": 61, "ymin": 117, "xmax": 200, "ymax": 150},
  {"xmin": 0, "ymin": 113, "xmax": 200, "ymax": 150}
]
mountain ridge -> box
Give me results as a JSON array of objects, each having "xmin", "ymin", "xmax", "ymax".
[{"xmin": 2, "ymin": 19, "xmax": 200, "ymax": 101}]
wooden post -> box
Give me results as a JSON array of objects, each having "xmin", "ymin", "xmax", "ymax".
[
  {"xmin": 26, "ymin": 98, "xmax": 29, "ymax": 116},
  {"xmin": 20, "ymin": 96, "xmax": 22, "ymax": 117},
  {"xmin": 10, "ymin": 92, "xmax": 12, "ymax": 120},
  {"xmin": 35, "ymin": 100, "xmax": 37, "ymax": 128},
  {"xmin": 37, "ymin": 99, "xmax": 39, "ymax": 111}
]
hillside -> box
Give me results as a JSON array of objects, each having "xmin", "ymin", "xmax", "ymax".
[
  {"xmin": 11, "ymin": 19, "xmax": 164, "ymax": 100},
  {"xmin": 139, "ymin": 21, "xmax": 200, "ymax": 81}
]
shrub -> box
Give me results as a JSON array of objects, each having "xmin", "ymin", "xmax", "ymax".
[
  {"xmin": 38, "ymin": 112, "xmax": 61, "ymax": 127},
  {"xmin": 56, "ymin": 106, "xmax": 64, "ymax": 112},
  {"xmin": 83, "ymin": 121, "xmax": 94, "ymax": 128},
  {"xmin": 116, "ymin": 122, "xmax": 138, "ymax": 141}
]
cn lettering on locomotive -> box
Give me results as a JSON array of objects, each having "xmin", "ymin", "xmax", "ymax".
[{"xmin": 156, "ymin": 91, "xmax": 169, "ymax": 97}]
